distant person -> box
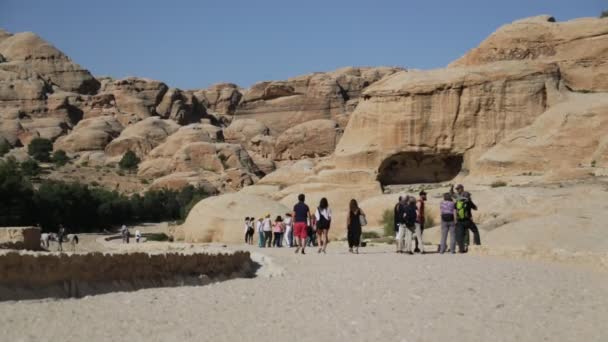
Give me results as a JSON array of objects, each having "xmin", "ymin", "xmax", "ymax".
[
  {"xmin": 413, "ymin": 191, "xmax": 427, "ymax": 253},
  {"xmin": 394, "ymin": 196, "xmax": 407, "ymax": 253},
  {"xmin": 402, "ymin": 196, "xmax": 418, "ymax": 254},
  {"xmin": 256, "ymin": 217, "xmax": 265, "ymax": 248},
  {"xmin": 273, "ymin": 216, "xmax": 284, "ymax": 247},
  {"xmin": 246, "ymin": 217, "xmax": 255, "ymax": 245},
  {"xmin": 439, "ymin": 193, "xmax": 457, "ymax": 254},
  {"xmin": 346, "ymin": 199, "xmax": 366, "ymax": 254},
  {"xmin": 455, "ymin": 191, "xmax": 480, "ymax": 252},
  {"xmin": 283, "ymin": 213, "xmax": 293, "ymax": 247},
  {"xmin": 315, "ymin": 197, "xmax": 332, "ymax": 253},
  {"xmin": 135, "ymin": 230, "xmax": 142, "ymax": 243},
  {"xmin": 292, "ymin": 194, "xmax": 312, "ymax": 255},
  {"xmin": 120, "ymin": 225, "xmax": 130, "ymax": 244},
  {"xmin": 262, "ymin": 214, "xmax": 273, "ymax": 248},
  {"xmin": 57, "ymin": 225, "xmax": 66, "ymax": 252}
]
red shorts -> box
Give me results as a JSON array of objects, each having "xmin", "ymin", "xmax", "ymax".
[{"xmin": 294, "ymin": 222, "xmax": 308, "ymax": 239}]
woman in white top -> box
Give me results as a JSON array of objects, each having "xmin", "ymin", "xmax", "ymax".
[
  {"xmin": 315, "ymin": 197, "xmax": 332, "ymax": 253},
  {"xmin": 283, "ymin": 213, "xmax": 294, "ymax": 247}
]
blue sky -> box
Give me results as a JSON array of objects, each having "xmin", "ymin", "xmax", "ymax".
[{"xmin": 1, "ymin": 0, "xmax": 605, "ymax": 89}]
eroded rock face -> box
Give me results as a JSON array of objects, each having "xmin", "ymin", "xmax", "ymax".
[
  {"xmin": 335, "ymin": 62, "xmax": 561, "ymax": 175},
  {"xmin": 156, "ymin": 88, "xmax": 206, "ymax": 125},
  {"xmin": 0, "ymin": 31, "xmax": 99, "ymax": 94},
  {"xmin": 182, "ymin": 193, "xmax": 289, "ymax": 243},
  {"xmin": 274, "ymin": 119, "xmax": 339, "ymax": 160},
  {"xmin": 450, "ymin": 15, "xmax": 608, "ymax": 92},
  {"xmin": 104, "ymin": 117, "xmax": 179, "ymax": 158},
  {"xmin": 54, "ymin": 116, "xmax": 123, "ymax": 152},
  {"xmin": 99, "ymin": 77, "xmax": 169, "ymax": 125},
  {"xmin": 193, "ymin": 83, "xmax": 242, "ymax": 115},
  {"xmin": 475, "ymin": 92, "xmax": 608, "ymax": 178},
  {"xmin": 235, "ymin": 67, "xmax": 404, "ymax": 134}
]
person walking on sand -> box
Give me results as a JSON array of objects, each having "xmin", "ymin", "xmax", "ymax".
[
  {"xmin": 455, "ymin": 191, "xmax": 480, "ymax": 252},
  {"xmin": 413, "ymin": 191, "xmax": 427, "ymax": 253},
  {"xmin": 439, "ymin": 193, "xmax": 457, "ymax": 254},
  {"xmin": 403, "ymin": 197, "xmax": 418, "ymax": 254},
  {"xmin": 247, "ymin": 217, "xmax": 255, "ymax": 245},
  {"xmin": 347, "ymin": 199, "xmax": 366, "ymax": 254},
  {"xmin": 315, "ymin": 197, "xmax": 332, "ymax": 253},
  {"xmin": 256, "ymin": 217, "xmax": 265, "ymax": 247},
  {"xmin": 284, "ymin": 213, "xmax": 293, "ymax": 247},
  {"xmin": 293, "ymin": 194, "xmax": 312, "ymax": 255},
  {"xmin": 395, "ymin": 196, "xmax": 407, "ymax": 253},
  {"xmin": 57, "ymin": 225, "xmax": 66, "ymax": 252},
  {"xmin": 263, "ymin": 214, "xmax": 273, "ymax": 248},
  {"xmin": 273, "ymin": 216, "xmax": 284, "ymax": 247}
]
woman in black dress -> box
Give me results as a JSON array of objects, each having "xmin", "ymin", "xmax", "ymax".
[{"xmin": 346, "ymin": 199, "xmax": 366, "ymax": 254}]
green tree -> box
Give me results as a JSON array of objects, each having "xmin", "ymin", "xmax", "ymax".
[
  {"xmin": 51, "ymin": 150, "xmax": 69, "ymax": 167},
  {"xmin": 28, "ymin": 138, "xmax": 53, "ymax": 162},
  {"xmin": 21, "ymin": 159, "xmax": 41, "ymax": 177},
  {"xmin": 601, "ymin": 10, "xmax": 608, "ymax": 18},
  {"xmin": 119, "ymin": 150, "xmax": 140, "ymax": 171},
  {"xmin": 0, "ymin": 140, "xmax": 10, "ymax": 157},
  {"xmin": 0, "ymin": 157, "xmax": 36, "ymax": 226}
]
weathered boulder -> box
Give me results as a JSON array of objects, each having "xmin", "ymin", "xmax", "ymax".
[
  {"xmin": 156, "ymin": 88, "xmax": 206, "ymax": 125},
  {"xmin": 335, "ymin": 62, "xmax": 560, "ymax": 185},
  {"xmin": 149, "ymin": 171, "xmax": 219, "ymax": 194},
  {"xmin": 450, "ymin": 15, "xmax": 608, "ymax": 92},
  {"xmin": 182, "ymin": 193, "xmax": 289, "ymax": 243},
  {"xmin": 0, "ymin": 227, "xmax": 41, "ymax": 251},
  {"xmin": 0, "ymin": 31, "xmax": 99, "ymax": 94},
  {"xmin": 104, "ymin": 117, "xmax": 179, "ymax": 158},
  {"xmin": 19, "ymin": 117, "xmax": 68, "ymax": 141},
  {"xmin": 274, "ymin": 119, "xmax": 339, "ymax": 160},
  {"xmin": 54, "ymin": 116, "xmax": 123, "ymax": 152},
  {"xmin": 100, "ymin": 77, "xmax": 169, "ymax": 124},
  {"xmin": 146, "ymin": 123, "xmax": 222, "ymax": 159},
  {"xmin": 193, "ymin": 83, "xmax": 242, "ymax": 115}
]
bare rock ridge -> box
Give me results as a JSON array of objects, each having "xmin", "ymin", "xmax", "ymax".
[{"xmin": 0, "ymin": 28, "xmax": 398, "ymax": 192}]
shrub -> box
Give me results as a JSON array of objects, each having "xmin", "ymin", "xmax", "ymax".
[
  {"xmin": 27, "ymin": 138, "xmax": 53, "ymax": 162},
  {"xmin": 491, "ymin": 180, "xmax": 507, "ymax": 188},
  {"xmin": 141, "ymin": 179, "xmax": 150, "ymax": 185},
  {"xmin": 381, "ymin": 208, "xmax": 395, "ymax": 237},
  {"xmin": 51, "ymin": 150, "xmax": 69, "ymax": 167},
  {"xmin": 0, "ymin": 141, "xmax": 10, "ymax": 157},
  {"xmin": 145, "ymin": 233, "xmax": 170, "ymax": 242},
  {"xmin": 591, "ymin": 160, "xmax": 597, "ymax": 167},
  {"xmin": 601, "ymin": 10, "xmax": 608, "ymax": 18},
  {"xmin": 361, "ymin": 231, "xmax": 381, "ymax": 239},
  {"xmin": 424, "ymin": 211, "xmax": 435, "ymax": 228},
  {"xmin": 20, "ymin": 159, "xmax": 41, "ymax": 177},
  {"xmin": 119, "ymin": 150, "xmax": 140, "ymax": 171},
  {"xmin": 0, "ymin": 157, "xmax": 36, "ymax": 226}
]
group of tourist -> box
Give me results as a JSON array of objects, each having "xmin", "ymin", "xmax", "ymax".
[{"xmin": 245, "ymin": 184, "xmax": 481, "ymax": 255}]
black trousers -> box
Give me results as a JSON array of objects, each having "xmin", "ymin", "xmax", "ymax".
[
  {"xmin": 264, "ymin": 231, "xmax": 272, "ymax": 247},
  {"xmin": 456, "ymin": 220, "xmax": 481, "ymax": 252},
  {"xmin": 347, "ymin": 227, "xmax": 361, "ymax": 248}
]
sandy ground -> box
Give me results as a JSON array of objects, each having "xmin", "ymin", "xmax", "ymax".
[{"xmin": 1, "ymin": 241, "xmax": 607, "ymax": 342}]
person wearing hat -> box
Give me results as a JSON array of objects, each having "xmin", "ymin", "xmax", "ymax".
[
  {"xmin": 414, "ymin": 190, "xmax": 427, "ymax": 253},
  {"xmin": 262, "ymin": 213, "xmax": 273, "ymax": 248}
]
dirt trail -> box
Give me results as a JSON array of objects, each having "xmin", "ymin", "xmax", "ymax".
[{"xmin": 1, "ymin": 243, "xmax": 607, "ymax": 342}]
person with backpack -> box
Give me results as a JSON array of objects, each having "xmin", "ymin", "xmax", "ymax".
[
  {"xmin": 403, "ymin": 196, "xmax": 418, "ymax": 254},
  {"xmin": 414, "ymin": 191, "xmax": 427, "ymax": 253},
  {"xmin": 455, "ymin": 191, "xmax": 480, "ymax": 253},
  {"xmin": 346, "ymin": 199, "xmax": 366, "ymax": 254},
  {"xmin": 315, "ymin": 197, "xmax": 332, "ymax": 253},
  {"xmin": 293, "ymin": 194, "xmax": 312, "ymax": 255},
  {"xmin": 273, "ymin": 216, "xmax": 284, "ymax": 247},
  {"xmin": 394, "ymin": 196, "xmax": 408, "ymax": 253},
  {"xmin": 439, "ymin": 193, "xmax": 457, "ymax": 254}
]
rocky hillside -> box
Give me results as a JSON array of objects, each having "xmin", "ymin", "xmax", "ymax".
[
  {"xmin": 181, "ymin": 15, "xmax": 608, "ymax": 246},
  {"xmin": 0, "ymin": 28, "xmax": 402, "ymax": 193}
]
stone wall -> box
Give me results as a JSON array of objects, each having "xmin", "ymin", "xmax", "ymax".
[
  {"xmin": 0, "ymin": 249, "xmax": 253, "ymax": 301},
  {"xmin": 0, "ymin": 227, "xmax": 41, "ymax": 251}
]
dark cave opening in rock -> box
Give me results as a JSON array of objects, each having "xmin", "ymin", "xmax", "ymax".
[{"xmin": 377, "ymin": 152, "xmax": 463, "ymax": 186}]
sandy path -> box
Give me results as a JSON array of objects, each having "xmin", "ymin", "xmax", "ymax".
[{"xmin": 1, "ymin": 244, "xmax": 607, "ymax": 342}]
